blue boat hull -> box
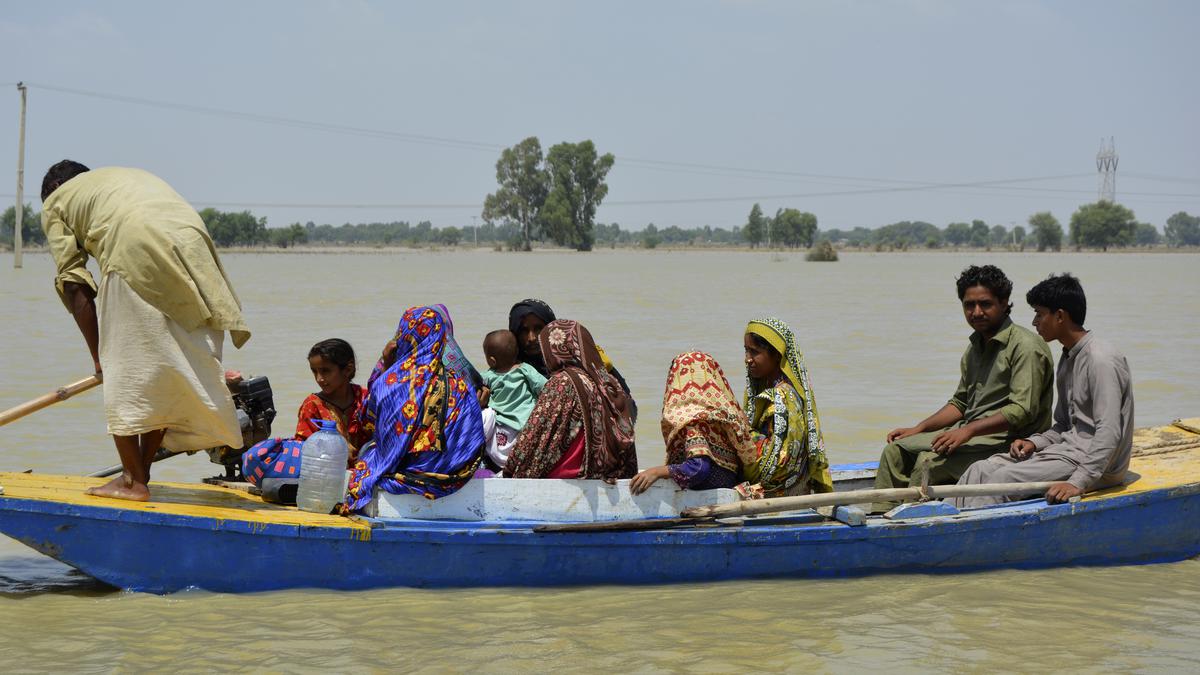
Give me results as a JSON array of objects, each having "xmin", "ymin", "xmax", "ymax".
[{"xmin": 2, "ymin": 482, "xmax": 1198, "ymax": 594}]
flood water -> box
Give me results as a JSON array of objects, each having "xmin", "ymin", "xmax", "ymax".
[{"xmin": 1, "ymin": 249, "xmax": 1198, "ymax": 671}]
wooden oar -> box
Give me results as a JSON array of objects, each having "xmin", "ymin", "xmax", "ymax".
[
  {"xmin": 0, "ymin": 375, "xmax": 101, "ymax": 427},
  {"xmin": 682, "ymin": 481, "xmax": 1057, "ymax": 519},
  {"xmin": 537, "ymin": 481, "xmax": 1058, "ymax": 533},
  {"xmin": 88, "ymin": 447, "xmax": 180, "ymax": 478}
]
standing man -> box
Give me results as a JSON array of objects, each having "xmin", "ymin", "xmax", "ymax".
[
  {"xmin": 951, "ymin": 274, "xmax": 1134, "ymax": 508},
  {"xmin": 871, "ymin": 265, "xmax": 1054, "ymax": 512},
  {"xmin": 40, "ymin": 160, "xmax": 251, "ymax": 501}
]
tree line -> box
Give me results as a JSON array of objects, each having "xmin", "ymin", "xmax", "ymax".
[
  {"xmin": 821, "ymin": 204, "xmax": 1200, "ymax": 252},
  {"xmin": 5, "ymin": 201, "xmax": 1200, "ymax": 252}
]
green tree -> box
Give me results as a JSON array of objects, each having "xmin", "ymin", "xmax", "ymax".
[
  {"xmin": 200, "ymin": 208, "xmax": 267, "ymax": 247},
  {"xmin": 771, "ymin": 208, "xmax": 818, "ymax": 248},
  {"xmin": 440, "ymin": 226, "xmax": 462, "ymax": 246},
  {"xmin": 641, "ymin": 223, "xmax": 660, "ymax": 249},
  {"xmin": 1070, "ymin": 201, "xmax": 1136, "ymax": 251},
  {"xmin": 1135, "ymin": 223, "xmax": 1160, "ymax": 247},
  {"xmin": 413, "ymin": 220, "xmax": 433, "ymax": 244},
  {"xmin": 989, "ymin": 224, "xmax": 1008, "ymax": 247},
  {"xmin": 743, "ymin": 203, "xmax": 766, "ymax": 248},
  {"xmin": 943, "ymin": 222, "xmax": 971, "ymax": 247},
  {"xmin": 1164, "ymin": 211, "xmax": 1200, "ymax": 247},
  {"xmin": 269, "ymin": 222, "xmax": 308, "ymax": 248},
  {"xmin": 0, "ymin": 203, "xmax": 45, "ymax": 247},
  {"xmin": 875, "ymin": 221, "xmax": 940, "ymax": 250},
  {"xmin": 482, "ymin": 137, "xmax": 549, "ymax": 252},
  {"xmin": 540, "ymin": 140, "xmax": 614, "ymax": 252},
  {"xmin": 806, "ymin": 239, "xmax": 838, "ymax": 262},
  {"xmin": 969, "ymin": 219, "xmax": 990, "ymax": 248},
  {"xmin": 1028, "ymin": 212, "xmax": 1063, "ymax": 252},
  {"xmin": 1012, "ymin": 225, "xmax": 1027, "ymax": 248}
]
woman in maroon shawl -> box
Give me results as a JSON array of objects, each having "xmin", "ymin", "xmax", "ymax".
[{"xmin": 503, "ymin": 320, "xmax": 637, "ymax": 480}]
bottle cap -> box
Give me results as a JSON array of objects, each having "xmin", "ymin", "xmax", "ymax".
[{"xmin": 311, "ymin": 419, "xmax": 339, "ymax": 431}]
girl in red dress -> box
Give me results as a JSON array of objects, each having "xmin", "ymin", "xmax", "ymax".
[{"xmin": 242, "ymin": 339, "xmax": 372, "ymax": 487}]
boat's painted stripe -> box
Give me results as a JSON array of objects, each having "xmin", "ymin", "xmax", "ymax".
[
  {"xmin": 5, "ymin": 474, "xmax": 1197, "ymax": 540},
  {"xmin": 831, "ymin": 461, "xmax": 878, "ymax": 472}
]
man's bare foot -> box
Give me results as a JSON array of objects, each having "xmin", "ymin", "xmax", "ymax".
[{"xmin": 85, "ymin": 475, "xmax": 150, "ymax": 502}]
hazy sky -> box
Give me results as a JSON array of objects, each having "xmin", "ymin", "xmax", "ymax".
[{"xmin": 2, "ymin": 1, "xmax": 1197, "ymax": 232}]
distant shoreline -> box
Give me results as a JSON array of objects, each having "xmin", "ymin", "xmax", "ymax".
[{"xmin": 3, "ymin": 244, "xmax": 1197, "ymax": 256}]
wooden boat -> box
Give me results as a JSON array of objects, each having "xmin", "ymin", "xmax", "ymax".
[{"xmin": 0, "ymin": 419, "xmax": 1197, "ymax": 594}]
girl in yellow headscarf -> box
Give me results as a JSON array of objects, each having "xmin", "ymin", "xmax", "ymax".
[{"xmin": 740, "ymin": 317, "xmax": 834, "ymax": 498}]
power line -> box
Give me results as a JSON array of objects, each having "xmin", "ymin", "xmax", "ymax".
[
  {"xmin": 21, "ymin": 81, "xmax": 1101, "ymax": 192},
  {"xmin": 13, "ymin": 82, "xmax": 1199, "ymax": 212},
  {"xmin": 1124, "ymin": 172, "xmax": 1200, "ymax": 185},
  {"xmin": 3, "ymin": 183, "xmax": 1197, "ymax": 210},
  {"xmin": 25, "ymin": 82, "xmax": 506, "ymax": 153},
  {"xmin": 617, "ymin": 156, "xmax": 1087, "ymax": 189}
]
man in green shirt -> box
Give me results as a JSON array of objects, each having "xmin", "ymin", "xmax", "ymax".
[
  {"xmin": 40, "ymin": 160, "xmax": 250, "ymax": 502},
  {"xmin": 871, "ymin": 265, "xmax": 1054, "ymax": 512}
]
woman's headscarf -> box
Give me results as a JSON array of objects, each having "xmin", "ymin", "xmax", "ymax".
[
  {"xmin": 508, "ymin": 319, "xmax": 637, "ymax": 480},
  {"xmin": 660, "ymin": 352, "xmax": 754, "ymax": 473},
  {"xmin": 432, "ymin": 303, "xmax": 482, "ymax": 390},
  {"xmin": 345, "ymin": 306, "xmax": 484, "ymax": 510},
  {"xmin": 508, "ymin": 299, "xmax": 556, "ymax": 376},
  {"xmin": 744, "ymin": 317, "xmax": 830, "ymax": 479}
]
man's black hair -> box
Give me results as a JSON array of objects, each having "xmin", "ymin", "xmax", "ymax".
[
  {"xmin": 956, "ymin": 264, "xmax": 1014, "ymax": 315},
  {"xmin": 41, "ymin": 159, "xmax": 90, "ymax": 201},
  {"xmin": 1026, "ymin": 273, "xmax": 1087, "ymax": 327},
  {"xmin": 308, "ymin": 338, "xmax": 357, "ymax": 380}
]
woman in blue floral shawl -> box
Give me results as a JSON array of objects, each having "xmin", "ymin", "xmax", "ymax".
[
  {"xmin": 432, "ymin": 303, "xmax": 483, "ymax": 391},
  {"xmin": 344, "ymin": 306, "xmax": 486, "ymax": 511}
]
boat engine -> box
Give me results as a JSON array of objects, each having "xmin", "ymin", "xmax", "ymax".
[{"xmin": 205, "ymin": 375, "xmax": 277, "ymax": 480}]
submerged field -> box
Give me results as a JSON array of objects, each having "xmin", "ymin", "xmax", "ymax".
[{"xmin": 1, "ymin": 249, "xmax": 1198, "ymax": 670}]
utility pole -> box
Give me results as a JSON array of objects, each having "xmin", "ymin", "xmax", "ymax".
[
  {"xmin": 1096, "ymin": 136, "xmax": 1118, "ymax": 203},
  {"xmin": 14, "ymin": 82, "xmax": 27, "ymax": 269}
]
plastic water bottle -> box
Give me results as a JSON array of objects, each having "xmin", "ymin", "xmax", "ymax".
[{"xmin": 296, "ymin": 419, "xmax": 350, "ymax": 513}]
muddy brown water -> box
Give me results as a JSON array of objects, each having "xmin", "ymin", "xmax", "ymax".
[{"xmin": 1, "ymin": 250, "xmax": 1197, "ymax": 670}]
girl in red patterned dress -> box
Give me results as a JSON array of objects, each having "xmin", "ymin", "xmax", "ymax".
[{"xmin": 241, "ymin": 339, "xmax": 372, "ymax": 487}]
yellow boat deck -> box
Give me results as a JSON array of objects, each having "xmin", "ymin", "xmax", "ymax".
[
  {"xmin": 0, "ymin": 419, "xmax": 1196, "ymax": 527},
  {"xmin": 1091, "ymin": 417, "xmax": 1200, "ymax": 499},
  {"xmin": 0, "ymin": 471, "xmax": 368, "ymax": 534}
]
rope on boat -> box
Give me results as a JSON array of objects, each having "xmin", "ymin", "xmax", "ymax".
[
  {"xmin": 1132, "ymin": 441, "xmax": 1200, "ymax": 458},
  {"xmin": 1136, "ymin": 437, "xmax": 1200, "ymax": 450}
]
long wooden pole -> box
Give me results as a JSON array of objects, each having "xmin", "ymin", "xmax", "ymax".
[
  {"xmin": 89, "ymin": 448, "xmax": 177, "ymax": 478},
  {"xmin": 682, "ymin": 482, "xmax": 1056, "ymax": 519},
  {"xmin": 535, "ymin": 481, "xmax": 1060, "ymax": 533},
  {"xmin": 14, "ymin": 82, "xmax": 27, "ymax": 269},
  {"xmin": 0, "ymin": 375, "xmax": 102, "ymax": 427}
]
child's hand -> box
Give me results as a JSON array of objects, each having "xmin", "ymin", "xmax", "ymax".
[
  {"xmin": 476, "ymin": 386, "xmax": 491, "ymax": 407},
  {"xmin": 630, "ymin": 465, "xmax": 669, "ymax": 495},
  {"xmin": 380, "ymin": 340, "xmax": 398, "ymax": 368}
]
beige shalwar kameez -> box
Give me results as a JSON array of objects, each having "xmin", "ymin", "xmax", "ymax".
[{"xmin": 42, "ymin": 167, "xmax": 250, "ymax": 450}]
